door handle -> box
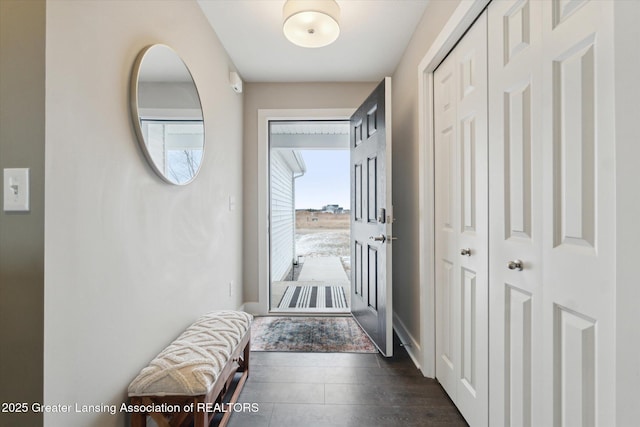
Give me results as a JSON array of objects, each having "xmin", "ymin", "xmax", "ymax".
[
  {"xmin": 508, "ymin": 259, "xmax": 524, "ymax": 271},
  {"xmin": 460, "ymin": 248, "xmax": 471, "ymax": 256},
  {"xmin": 369, "ymin": 234, "xmax": 386, "ymax": 243}
]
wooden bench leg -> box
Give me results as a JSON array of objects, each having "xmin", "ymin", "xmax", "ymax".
[
  {"xmin": 244, "ymin": 338, "xmax": 251, "ymax": 377},
  {"xmin": 194, "ymin": 411, "xmax": 207, "ymax": 427},
  {"xmin": 130, "ymin": 397, "xmax": 146, "ymax": 427},
  {"xmin": 130, "ymin": 412, "xmax": 146, "ymax": 427}
]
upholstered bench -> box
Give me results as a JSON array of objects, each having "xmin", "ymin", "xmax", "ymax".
[{"xmin": 128, "ymin": 310, "xmax": 253, "ymax": 427}]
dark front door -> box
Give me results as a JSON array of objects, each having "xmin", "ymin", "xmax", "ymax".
[{"xmin": 350, "ymin": 78, "xmax": 393, "ymax": 356}]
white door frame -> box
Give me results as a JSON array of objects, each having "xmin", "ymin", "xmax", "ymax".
[
  {"xmin": 254, "ymin": 108, "xmax": 355, "ymax": 315},
  {"xmin": 417, "ymin": 0, "xmax": 489, "ymax": 378}
]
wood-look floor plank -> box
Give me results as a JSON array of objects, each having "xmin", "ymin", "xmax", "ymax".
[
  {"xmin": 223, "ymin": 402, "xmax": 273, "ymax": 427},
  {"xmin": 268, "ymin": 403, "xmax": 468, "ymax": 427},
  {"xmin": 237, "ymin": 381, "xmax": 325, "ymax": 404},
  {"xmin": 325, "ymin": 383, "xmax": 452, "ymax": 406},
  {"xmin": 250, "ymin": 351, "xmax": 380, "ymax": 368},
  {"xmin": 249, "ymin": 365, "xmax": 437, "ymax": 385}
]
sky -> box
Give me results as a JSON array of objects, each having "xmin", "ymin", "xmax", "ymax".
[{"xmin": 295, "ymin": 150, "xmax": 350, "ymax": 210}]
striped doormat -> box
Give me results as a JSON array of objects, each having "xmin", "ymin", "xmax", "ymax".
[{"xmin": 277, "ymin": 285, "xmax": 348, "ymax": 312}]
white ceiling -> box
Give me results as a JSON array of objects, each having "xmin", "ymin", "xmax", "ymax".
[
  {"xmin": 271, "ymin": 121, "xmax": 350, "ymax": 149},
  {"xmin": 196, "ymin": 0, "xmax": 430, "ymax": 83},
  {"xmin": 270, "ymin": 120, "xmax": 349, "ymax": 135}
]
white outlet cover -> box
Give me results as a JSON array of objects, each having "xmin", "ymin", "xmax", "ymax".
[{"xmin": 3, "ymin": 168, "xmax": 30, "ymax": 212}]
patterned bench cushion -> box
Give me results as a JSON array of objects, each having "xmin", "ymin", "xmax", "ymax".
[{"xmin": 128, "ymin": 310, "xmax": 253, "ymax": 397}]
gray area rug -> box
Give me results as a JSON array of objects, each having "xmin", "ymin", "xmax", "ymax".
[{"xmin": 251, "ymin": 316, "xmax": 378, "ymax": 353}]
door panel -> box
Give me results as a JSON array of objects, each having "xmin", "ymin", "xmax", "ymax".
[
  {"xmin": 553, "ymin": 305, "xmax": 596, "ymax": 426},
  {"xmin": 551, "ymin": 35, "xmax": 596, "ymax": 249},
  {"xmin": 505, "ymin": 83, "xmax": 533, "ymax": 240},
  {"xmin": 461, "ymin": 116, "xmax": 477, "ymax": 233},
  {"xmin": 367, "ymin": 246, "xmax": 378, "ymax": 310},
  {"xmin": 461, "ymin": 267, "xmax": 477, "ymax": 392},
  {"xmin": 505, "ymin": 285, "xmax": 533, "ymax": 426},
  {"xmin": 435, "ymin": 11, "xmax": 488, "ymax": 427},
  {"xmin": 350, "ymin": 78, "xmax": 393, "ymax": 357},
  {"xmin": 367, "ymin": 156, "xmax": 377, "ymax": 222},
  {"xmin": 354, "ymin": 241, "xmax": 362, "ymax": 297},
  {"xmin": 354, "ymin": 163, "xmax": 362, "ymax": 221},
  {"xmin": 441, "ymin": 260, "xmax": 454, "ymax": 368}
]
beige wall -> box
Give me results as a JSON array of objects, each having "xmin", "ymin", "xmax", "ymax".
[
  {"xmin": 43, "ymin": 1, "xmax": 243, "ymax": 425},
  {"xmin": 0, "ymin": 1, "xmax": 45, "ymax": 426},
  {"xmin": 242, "ymin": 82, "xmax": 376, "ymax": 302},
  {"xmin": 390, "ymin": 0, "xmax": 461, "ymax": 350}
]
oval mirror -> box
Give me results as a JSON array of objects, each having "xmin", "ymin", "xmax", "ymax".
[{"xmin": 130, "ymin": 44, "xmax": 204, "ymax": 185}]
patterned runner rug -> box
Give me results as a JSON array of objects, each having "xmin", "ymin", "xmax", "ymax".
[
  {"xmin": 277, "ymin": 285, "xmax": 347, "ymax": 312},
  {"xmin": 251, "ymin": 316, "xmax": 378, "ymax": 353}
]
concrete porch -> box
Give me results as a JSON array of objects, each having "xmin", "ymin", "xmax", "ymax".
[{"xmin": 271, "ymin": 256, "xmax": 350, "ymax": 313}]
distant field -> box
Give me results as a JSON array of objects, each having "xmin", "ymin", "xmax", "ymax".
[{"xmin": 296, "ymin": 210, "xmax": 350, "ymax": 230}]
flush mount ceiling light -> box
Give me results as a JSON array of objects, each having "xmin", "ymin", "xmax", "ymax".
[{"xmin": 283, "ymin": 0, "xmax": 340, "ymax": 48}]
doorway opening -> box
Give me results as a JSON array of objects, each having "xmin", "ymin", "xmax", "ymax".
[{"xmin": 268, "ymin": 120, "xmax": 351, "ymax": 313}]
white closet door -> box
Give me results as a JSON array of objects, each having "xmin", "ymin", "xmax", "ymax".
[
  {"xmin": 540, "ymin": 1, "xmax": 616, "ymax": 426},
  {"xmin": 434, "ymin": 48, "xmax": 459, "ymax": 402},
  {"xmin": 488, "ymin": 1, "xmax": 617, "ymax": 426},
  {"xmin": 488, "ymin": 1, "xmax": 543, "ymax": 426},
  {"xmin": 435, "ymin": 11, "xmax": 488, "ymax": 427}
]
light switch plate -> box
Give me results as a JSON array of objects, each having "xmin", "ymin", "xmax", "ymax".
[{"xmin": 3, "ymin": 168, "xmax": 30, "ymax": 212}]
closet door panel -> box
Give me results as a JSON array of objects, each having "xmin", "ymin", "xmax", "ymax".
[
  {"xmin": 541, "ymin": 1, "xmax": 616, "ymax": 425},
  {"xmin": 489, "ymin": 1, "xmax": 543, "ymax": 427},
  {"xmin": 435, "ymin": 10, "xmax": 488, "ymax": 427},
  {"xmin": 504, "ymin": 83, "xmax": 533, "ymax": 241},
  {"xmin": 490, "ymin": 1, "xmax": 616, "ymax": 425},
  {"xmin": 454, "ymin": 12, "xmax": 488, "ymax": 427},
  {"xmin": 434, "ymin": 51, "xmax": 459, "ymax": 401}
]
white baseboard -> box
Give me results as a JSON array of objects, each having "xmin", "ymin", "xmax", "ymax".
[{"xmin": 393, "ymin": 312, "xmax": 425, "ymax": 375}]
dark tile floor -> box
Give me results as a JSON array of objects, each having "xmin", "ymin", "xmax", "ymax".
[{"xmin": 227, "ymin": 339, "xmax": 468, "ymax": 427}]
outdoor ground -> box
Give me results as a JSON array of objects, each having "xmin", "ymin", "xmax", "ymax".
[{"xmin": 295, "ymin": 210, "xmax": 350, "ymax": 276}]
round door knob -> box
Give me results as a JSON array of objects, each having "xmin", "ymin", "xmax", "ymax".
[
  {"xmin": 460, "ymin": 248, "xmax": 471, "ymax": 256},
  {"xmin": 508, "ymin": 259, "xmax": 524, "ymax": 271}
]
